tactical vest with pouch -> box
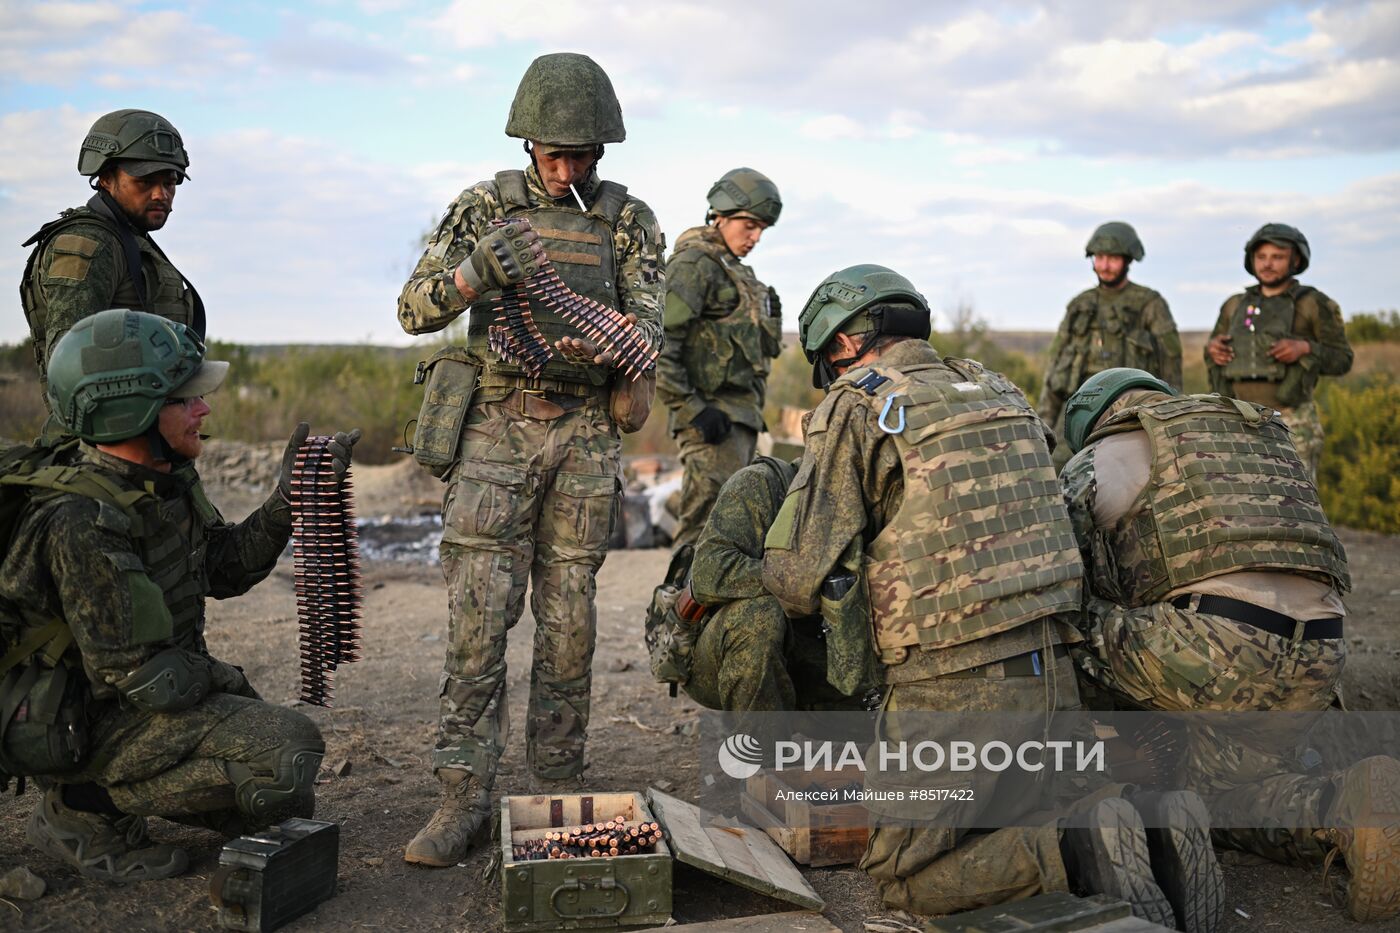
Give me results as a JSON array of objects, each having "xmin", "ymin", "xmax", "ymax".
[
  {"xmin": 673, "ymin": 227, "xmax": 782, "ymax": 398},
  {"xmin": 1048, "ymin": 285, "xmax": 1164, "ymax": 398},
  {"xmin": 21, "ymin": 195, "xmax": 203, "ymax": 393},
  {"xmin": 1, "ymin": 446, "xmax": 218, "ymax": 781},
  {"xmin": 833, "ymin": 359, "xmax": 1083, "ymax": 658},
  {"xmin": 463, "ymin": 170, "xmax": 628, "ymax": 387},
  {"xmin": 1084, "ymin": 394, "xmax": 1349, "ymax": 606}
]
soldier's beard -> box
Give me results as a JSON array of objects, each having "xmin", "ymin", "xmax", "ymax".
[{"xmin": 1096, "ymin": 268, "xmax": 1128, "ymax": 289}]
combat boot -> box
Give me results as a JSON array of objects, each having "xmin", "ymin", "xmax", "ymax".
[
  {"xmin": 404, "ymin": 768, "xmax": 491, "ymax": 867},
  {"xmin": 1317, "ymin": 755, "xmax": 1400, "ymax": 921},
  {"xmin": 26, "ymin": 787, "xmax": 189, "ymax": 882},
  {"xmin": 1131, "ymin": 790, "xmax": 1224, "ymax": 933},
  {"xmin": 1061, "ymin": 797, "xmax": 1175, "ymax": 927}
]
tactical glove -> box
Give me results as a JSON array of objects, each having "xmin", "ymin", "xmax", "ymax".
[
  {"xmin": 276, "ymin": 424, "xmax": 361, "ymax": 504},
  {"xmin": 457, "ymin": 221, "xmax": 544, "ymax": 296},
  {"xmin": 691, "ymin": 407, "xmax": 732, "ymax": 445}
]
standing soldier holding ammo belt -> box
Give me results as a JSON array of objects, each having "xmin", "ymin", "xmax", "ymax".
[
  {"xmin": 396, "ymin": 53, "xmax": 665, "ymax": 867},
  {"xmin": 657, "ymin": 168, "xmax": 783, "ymax": 548},
  {"xmin": 1205, "ymin": 224, "xmax": 1352, "ymax": 479},
  {"xmin": 1039, "ymin": 222, "xmax": 1181, "ymax": 464}
]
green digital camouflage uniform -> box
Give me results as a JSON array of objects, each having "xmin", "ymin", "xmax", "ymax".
[
  {"xmin": 1039, "ymin": 282, "xmax": 1181, "ymax": 465},
  {"xmin": 684, "ymin": 456, "xmax": 850, "ymax": 712},
  {"xmin": 764, "ymin": 339, "xmax": 1089, "ymax": 915},
  {"xmin": 21, "ymin": 194, "xmax": 203, "ymax": 405},
  {"xmin": 398, "ymin": 164, "xmax": 664, "ymax": 788},
  {"xmin": 657, "ymin": 225, "xmax": 783, "ymax": 547},
  {"xmin": 0, "ymin": 445, "xmax": 321, "ymax": 830},
  {"xmin": 1206, "ymin": 281, "xmax": 1352, "ymax": 478},
  {"xmin": 1062, "ymin": 390, "xmax": 1354, "ymax": 864}
]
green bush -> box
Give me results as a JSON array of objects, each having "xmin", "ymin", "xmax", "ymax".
[
  {"xmin": 1347, "ymin": 310, "xmax": 1400, "ymax": 345},
  {"xmin": 1316, "ymin": 374, "xmax": 1400, "ymax": 534}
]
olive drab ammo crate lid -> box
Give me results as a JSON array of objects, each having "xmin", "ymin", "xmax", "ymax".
[{"xmin": 645, "ymin": 787, "xmax": 825, "ymax": 911}]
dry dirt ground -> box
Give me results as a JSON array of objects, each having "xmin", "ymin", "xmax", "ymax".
[{"xmin": 2, "ymin": 454, "xmax": 1398, "ymax": 933}]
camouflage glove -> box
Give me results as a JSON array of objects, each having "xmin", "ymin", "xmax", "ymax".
[
  {"xmin": 691, "ymin": 407, "xmax": 732, "ymax": 445},
  {"xmin": 458, "ymin": 220, "xmax": 545, "ymax": 296},
  {"xmin": 277, "ymin": 424, "xmax": 361, "ymax": 503}
]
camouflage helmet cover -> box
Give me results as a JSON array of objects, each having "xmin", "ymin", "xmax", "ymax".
[
  {"xmin": 1084, "ymin": 221, "xmax": 1144, "ymax": 261},
  {"xmin": 1245, "ymin": 223, "xmax": 1310, "ymax": 276},
  {"xmin": 798, "ymin": 264, "xmax": 928, "ymax": 361},
  {"xmin": 78, "ymin": 109, "xmax": 189, "ymax": 179},
  {"xmin": 707, "ymin": 167, "xmax": 782, "ymax": 225},
  {"xmin": 46, "ymin": 309, "xmax": 227, "ymax": 443},
  {"xmin": 1062, "ymin": 367, "xmax": 1176, "ymax": 454},
  {"xmin": 505, "ymin": 53, "xmax": 625, "ymax": 146}
]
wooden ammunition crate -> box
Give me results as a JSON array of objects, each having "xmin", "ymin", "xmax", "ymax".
[
  {"xmin": 500, "ymin": 791, "xmax": 672, "ymax": 932},
  {"xmin": 740, "ymin": 768, "xmax": 869, "ymax": 867}
]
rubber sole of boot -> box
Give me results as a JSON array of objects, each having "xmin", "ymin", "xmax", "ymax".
[
  {"xmin": 1345, "ymin": 757, "xmax": 1400, "ymax": 922},
  {"xmin": 26, "ymin": 805, "xmax": 189, "ymax": 882},
  {"xmin": 1071, "ymin": 798, "xmax": 1176, "ymax": 928},
  {"xmin": 1137, "ymin": 791, "xmax": 1225, "ymax": 933}
]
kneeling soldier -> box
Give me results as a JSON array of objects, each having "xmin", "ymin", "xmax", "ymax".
[
  {"xmin": 0, "ymin": 309, "xmax": 359, "ymax": 882},
  {"xmin": 1061, "ymin": 367, "xmax": 1399, "ymax": 923}
]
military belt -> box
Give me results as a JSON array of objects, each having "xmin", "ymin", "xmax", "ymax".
[
  {"xmin": 476, "ymin": 370, "xmax": 604, "ymax": 400},
  {"xmin": 943, "ymin": 645, "xmax": 1066, "ymax": 679},
  {"xmin": 1170, "ymin": 593, "xmax": 1342, "ymax": 641}
]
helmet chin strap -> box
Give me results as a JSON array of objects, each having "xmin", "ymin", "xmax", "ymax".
[{"xmin": 143, "ymin": 420, "xmax": 180, "ymax": 465}]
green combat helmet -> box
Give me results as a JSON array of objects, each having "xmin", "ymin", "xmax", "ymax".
[
  {"xmin": 707, "ymin": 168, "xmax": 782, "ymax": 225},
  {"xmin": 78, "ymin": 109, "xmax": 189, "ymax": 179},
  {"xmin": 1062, "ymin": 367, "xmax": 1175, "ymax": 454},
  {"xmin": 46, "ymin": 309, "xmax": 227, "ymax": 443},
  {"xmin": 1085, "ymin": 221, "xmax": 1144, "ymax": 261},
  {"xmin": 505, "ymin": 53, "xmax": 625, "ymax": 146},
  {"xmin": 1244, "ymin": 223, "xmax": 1310, "ymax": 275},
  {"xmin": 798, "ymin": 264, "xmax": 930, "ymax": 388}
]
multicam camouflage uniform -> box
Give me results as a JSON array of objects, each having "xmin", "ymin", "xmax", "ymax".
[
  {"xmin": 0, "ymin": 445, "xmax": 320, "ymax": 830},
  {"xmin": 1206, "ymin": 282, "xmax": 1352, "ymax": 478},
  {"xmin": 764, "ymin": 338, "xmax": 1089, "ymax": 915},
  {"xmin": 657, "ymin": 225, "xmax": 783, "ymax": 547},
  {"xmin": 398, "ymin": 164, "xmax": 664, "ymax": 789},
  {"xmin": 1062, "ymin": 390, "xmax": 1354, "ymax": 863},
  {"xmin": 1039, "ymin": 283, "xmax": 1181, "ymax": 465},
  {"xmin": 683, "ymin": 456, "xmax": 850, "ymax": 712}
]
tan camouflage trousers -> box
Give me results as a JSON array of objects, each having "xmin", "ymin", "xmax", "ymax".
[
  {"xmin": 70, "ymin": 692, "xmax": 323, "ymax": 833},
  {"xmin": 1075, "ymin": 597, "xmax": 1346, "ymax": 863},
  {"xmin": 860, "ymin": 648, "xmax": 1083, "ymax": 915},
  {"xmin": 670, "ymin": 424, "xmax": 757, "ymax": 549},
  {"xmin": 1277, "ymin": 399, "xmax": 1324, "ymax": 481},
  {"xmin": 435, "ymin": 390, "xmax": 620, "ymax": 786},
  {"xmin": 682, "ymin": 593, "xmax": 857, "ymax": 712}
]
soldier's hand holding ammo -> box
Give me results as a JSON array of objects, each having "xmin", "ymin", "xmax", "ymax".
[
  {"xmin": 278, "ymin": 422, "xmax": 313, "ymax": 504},
  {"xmin": 327, "ymin": 428, "xmax": 362, "ymax": 479},
  {"xmin": 1206, "ymin": 334, "xmax": 1234, "ymax": 365},
  {"xmin": 691, "ymin": 406, "xmax": 732, "ymax": 444},
  {"xmin": 555, "ymin": 312, "xmax": 639, "ymax": 366},
  {"xmin": 456, "ymin": 220, "xmax": 545, "ymax": 298}
]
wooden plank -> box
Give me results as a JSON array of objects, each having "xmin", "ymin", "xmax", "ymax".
[
  {"xmin": 739, "ymin": 791, "xmax": 796, "ymax": 855},
  {"xmin": 647, "ymin": 787, "xmax": 824, "ymax": 911},
  {"xmin": 662, "ymin": 912, "xmax": 839, "ymax": 932}
]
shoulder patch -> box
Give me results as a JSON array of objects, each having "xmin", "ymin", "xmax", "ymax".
[
  {"xmin": 52, "ymin": 233, "xmax": 100, "ymax": 258},
  {"xmin": 94, "ymin": 498, "xmax": 134, "ymax": 535}
]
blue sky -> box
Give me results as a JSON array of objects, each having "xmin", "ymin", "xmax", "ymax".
[{"xmin": 3, "ymin": 1, "xmax": 1397, "ymax": 345}]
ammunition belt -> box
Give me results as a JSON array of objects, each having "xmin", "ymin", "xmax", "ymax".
[
  {"xmin": 1170, "ymin": 593, "xmax": 1342, "ymax": 641},
  {"xmin": 290, "ymin": 435, "xmax": 363, "ymax": 706}
]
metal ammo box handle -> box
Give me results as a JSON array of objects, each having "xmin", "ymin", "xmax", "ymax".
[{"xmin": 550, "ymin": 875, "xmax": 631, "ymax": 918}]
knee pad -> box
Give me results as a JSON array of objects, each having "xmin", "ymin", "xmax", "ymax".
[{"xmin": 225, "ymin": 727, "xmax": 324, "ymax": 828}]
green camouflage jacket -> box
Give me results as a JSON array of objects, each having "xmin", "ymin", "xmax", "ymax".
[
  {"xmin": 0, "ymin": 446, "xmax": 291, "ymax": 700},
  {"xmin": 690, "ymin": 456, "xmax": 795, "ymax": 609},
  {"xmin": 657, "ymin": 225, "xmax": 782, "ymax": 433}
]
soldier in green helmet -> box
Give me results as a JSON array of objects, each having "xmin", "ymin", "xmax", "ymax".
[
  {"xmin": 1039, "ymin": 222, "xmax": 1181, "ymax": 465},
  {"xmin": 20, "ymin": 110, "xmax": 205, "ymax": 417},
  {"xmin": 657, "ymin": 168, "xmax": 784, "ymax": 549},
  {"xmin": 0, "ymin": 309, "xmax": 360, "ymax": 883},
  {"xmin": 396, "ymin": 52, "xmax": 666, "ymax": 867},
  {"xmin": 762, "ymin": 267, "xmax": 1219, "ymax": 926},
  {"xmin": 1205, "ymin": 223, "xmax": 1352, "ymax": 478},
  {"xmin": 1061, "ymin": 368, "xmax": 1400, "ymax": 923}
]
